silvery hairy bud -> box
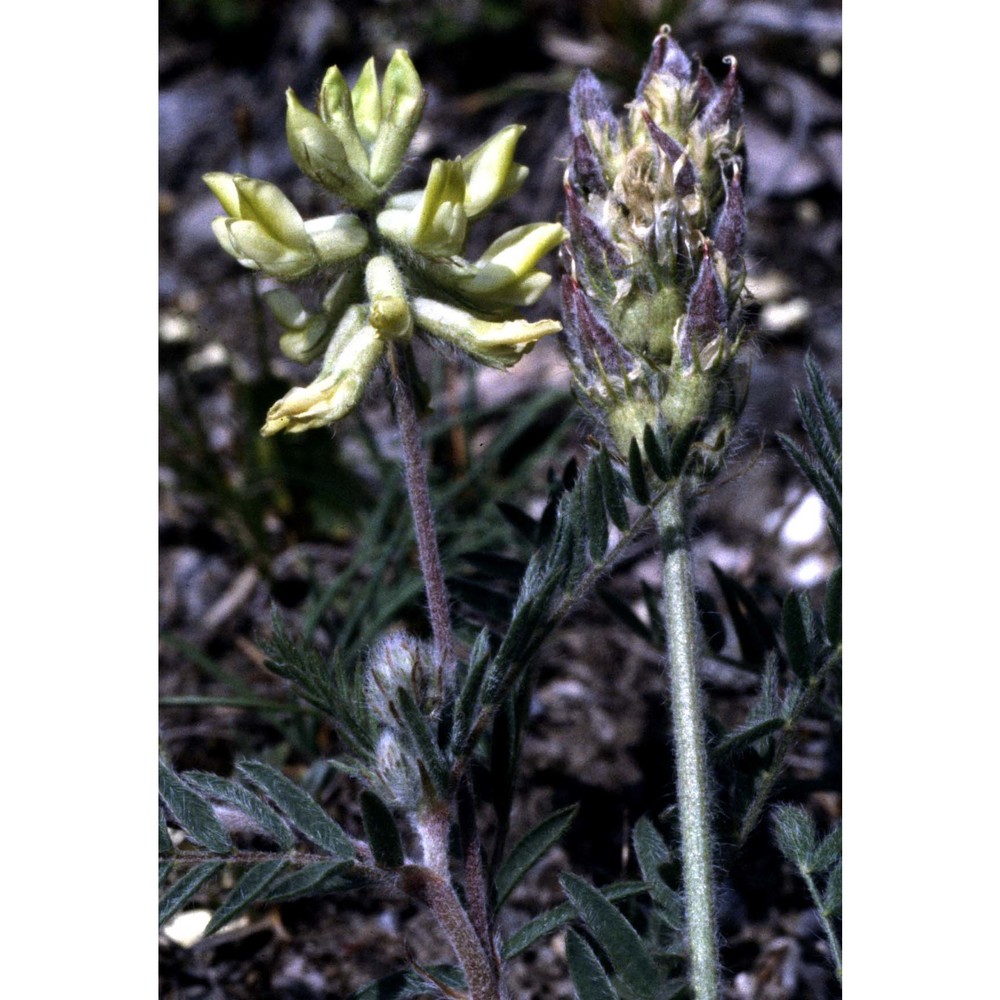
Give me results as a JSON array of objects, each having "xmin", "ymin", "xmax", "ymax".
[{"xmin": 562, "ymin": 27, "xmax": 750, "ymax": 480}]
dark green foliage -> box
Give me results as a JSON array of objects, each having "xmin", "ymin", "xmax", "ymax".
[
  {"xmin": 599, "ymin": 586, "xmax": 655, "ymax": 644},
  {"xmin": 782, "ymin": 591, "xmax": 816, "ymax": 682},
  {"xmin": 711, "ymin": 717, "xmax": 786, "ymax": 760},
  {"xmin": 262, "ymin": 861, "xmax": 354, "ymax": 902},
  {"xmin": 182, "ymin": 771, "xmax": 296, "ymax": 850},
  {"xmin": 236, "ymin": 759, "xmax": 354, "ymax": 858},
  {"xmin": 494, "ymin": 804, "xmax": 578, "ymax": 910},
  {"xmin": 159, "ymin": 759, "xmax": 232, "ymax": 854},
  {"xmin": 204, "ymin": 859, "xmax": 288, "ymax": 935},
  {"xmin": 159, "ymin": 861, "xmax": 226, "ymax": 927},
  {"xmin": 566, "ymin": 928, "xmax": 619, "ymax": 1000},
  {"xmin": 772, "ymin": 803, "xmax": 817, "ymax": 868},
  {"xmin": 159, "ymin": 808, "xmax": 173, "ymax": 854},
  {"xmin": 560, "ymin": 874, "xmax": 658, "ymax": 998},
  {"xmin": 584, "ymin": 462, "xmax": 610, "ymax": 560},
  {"xmin": 710, "ymin": 563, "xmax": 778, "ymax": 666},
  {"xmin": 643, "ymin": 424, "xmax": 670, "ymax": 481},
  {"xmin": 501, "ymin": 882, "xmax": 647, "ymax": 960},
  {"xmin": 598, "ymin": 447, "xmax": 630, "ymax": 530},
  {"xmin": 628, "ymin": 438, "xmax": 650, "ymax": 504},
  {"xmin": 360, "ymin": 791, "xmax": 405, "ymax": 868},
  {"xmin": 632, "ymin": 817, "xmax": 683, "ymax": 930}
]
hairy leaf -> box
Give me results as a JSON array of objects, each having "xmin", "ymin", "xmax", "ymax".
[
  {"xmin": 159, "ymin": 808, "xmax": 173, "ymax": 855},
  {"xmin": 501, "ymin": 882, "xmax": 647, "ymax": 960},
  {"xmin": 182, "ymin": 771, "xmax": 296, "ymax": 850},
  {"xmin": 710, "ymin": 563, "xmax": 778, "ymax": 665},
  {"xmin": 262, "ymin": 861, "xmax": 350, "ymax": 902},
  {"xmin": 811, "ymin": 825, "xmax": 842, "ymax": 873},
  {"xmin": 566, "ymin": 928, "xmax": 618, "ymax": 1000},
  {"xmin": 204, "ymin": 859, "xmax": 288, "ymax": 935},
  {"xmin": 159, "ymin": 760, "xmax": 232, "ymax": 854},
  {"xmin": 823, "ymin": 860, "xmax": 842, "ymax": 917},
  {"xmin": 599, "ymin": 587, "xmax": 653, "ymax": 644},
  {"xmin": 632, "ymin": 816, "xmax": 683, "ymax": 929},
  {"xmin": 360, "ymin": 790, "xmax": 405, "ymax": 868},
  {"xmin": 494, "ymin": 804, "xmax": 578, "ymax": 910},
  {"xmin": 667, "ymin": 419, "xmax": 701, "ymax": 479},
  {"xmin": 560, "ymin": 874, "xmax": 657, "ymax": 998},
  {"xmin": 712, "ymin": 717, "xmax": 786, "ymax": 759},
  {"xmin": 394, "ymin": 686, "xmax": 450, "ymax": 797},
  {"xmin": 159, "ymin": 861, "xmax": 225, "ymax": 927},
  {"xmin": 237, "ymin": 759, "xmax": 354, "ymax": 859},
  {"xmin": 772, "ymin": 804, "xmax": 817, "ymax": 869}
]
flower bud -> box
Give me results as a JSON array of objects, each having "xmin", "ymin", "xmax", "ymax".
[
  {"xmin": 368, "ymin": 50, "xmax": 427, "ymax": 187},
  {"xmin": 411, "ymin": 297, "xmax": 560, "ymax": 368},
  {"xmin": 205, "ymin": 172, "xmax": 319, "ymax": 279},
  {"xmin": 365, "ymin": 255, "xmax": 413, "ymax": 342},
  {"xmin": 318, "ymin": 65, "xmax": 370, "ymax": 177},
  {"xmin": 409, "ymin": 158, "xmax": 468, "ymax": 255},
  {"xmin": 461, "ymin": 222, "xmax": 566, "ymax": 302},
  {"xmin": 365, "ymin": 628, "xmax": 436, "ymax": 724},
  {"xmin": 261, "ymin": 306, "xmax": 384, "ymax": 434},
  {"xmin": 285, "ymin": 89, "xmax": 380, "ymax": 208},
  {"xmin": 461, "ymin": 125, "xmax": 528, "ymax": 219}
]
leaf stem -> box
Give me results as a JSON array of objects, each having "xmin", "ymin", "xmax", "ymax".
[
  {"xmin": 656, "ymin": 485, "xmax": 720, "ymax": 1000},
  {"xmin": 388, "ymin": 345, "xmax": 457, "ymax": 701}
]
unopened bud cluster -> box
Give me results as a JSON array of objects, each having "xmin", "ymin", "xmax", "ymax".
[
  {"xmin": 205, "ymin": 51, "xmax": 564, "ymax": 435},
  {"xmin": 562, "ymin": 28, "xmax": 750, "ymax": 480}
]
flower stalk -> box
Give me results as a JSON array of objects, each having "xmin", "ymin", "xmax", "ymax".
[
  {"xmin": 387, "ymin": 344, "xmax": 457, "ymax": 700},
  {"xmin": 657, "ymin": 485, "xmax": 720, "ymax": 1000}
]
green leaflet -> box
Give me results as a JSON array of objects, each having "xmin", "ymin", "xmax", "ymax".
[
  {"xmin": 782, "ymin": 591, "xmax": 816, "ymax": 682},
  {"xmin": 204, "ymin": 859, "xmax": 288, "ymax": 935},
  {"xmin": 182, "ymin": 771, "xmax": 296, "ymax": 850},
  {"xmin": 493, "ymin": 803, "xmax": 578, "ymax": 910},
  {"xmin": 360, "ymin": 790, "xmax": 405, "ymax": 868},
  {"xmin": 500, "ymin": 881, "xmax": 647, "ymax": 960},
  {"xmin": 236, "ymin": 759, "xmax": 354, "ymax": 859},
  {"xmin": 559, "ymin": 874, "xmax": 657, "ymax": 998},
  {"xmin": 566, "ymin": 929, "xmax": 618, "ymax": 1000},
  {"xmin": 159, "ymin": 861, "xmax": 225, "ymax": 927},
  {"xmin": 158, "ymin": 760, "xmax": 232, "ymax": 854}
]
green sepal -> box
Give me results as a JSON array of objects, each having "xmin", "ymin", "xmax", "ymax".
[{"xmin": 360, "ymin": 790, "xmax": 405, "ymax": 868}]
